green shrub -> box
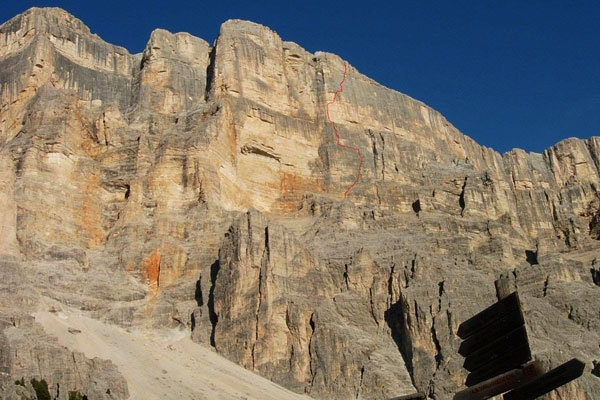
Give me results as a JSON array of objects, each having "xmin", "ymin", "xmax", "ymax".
[
  {"xmin": 30, "ymin": 378, "xmax": 51, "ymax": 400},
  {"xmin": 14, "ymin": 377, "xmax": 25, "ymax": 386},
  {"xmin": 68, "ymin": 391, "xmax": 84, "ymax": 400}
]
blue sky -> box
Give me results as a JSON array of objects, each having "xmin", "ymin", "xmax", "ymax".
[{"xmin": 2, "ymin": 1, "xmax": 599, "ymax": 154}]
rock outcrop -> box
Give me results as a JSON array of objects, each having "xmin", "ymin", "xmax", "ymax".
[
  {"xmin": 1, "ymin": 7, "xmax": 599, "ymax": 399},
  {"xmin": 0, "ymin": 260, "xmax": 129, "ymax": 399}
]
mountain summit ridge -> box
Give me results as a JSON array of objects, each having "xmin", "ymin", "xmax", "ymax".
[{"xmin": 1, "ymin": 7, "xmax": 599, "ymax": 399}]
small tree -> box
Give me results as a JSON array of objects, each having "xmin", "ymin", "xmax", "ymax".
[
  {"xmin": 68, "ymin": 391, "xmax": 84, "ymax": 400},
  {"xmin": 30, "ymin": 378, "xmax": 51, "ymax": 400}
]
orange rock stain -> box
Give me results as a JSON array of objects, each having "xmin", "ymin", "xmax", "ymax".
[{"xmin": 140, "ymin": 251, "xmax": 161, "ymax": 295}]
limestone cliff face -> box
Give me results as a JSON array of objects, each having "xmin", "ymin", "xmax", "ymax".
[{"xmin": 1, "ymin": 7, "xmax": 599, "ymax": 400}]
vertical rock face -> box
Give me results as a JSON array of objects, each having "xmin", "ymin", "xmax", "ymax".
[
  {"xmin": 137, "ymin": 28, "xmax": 210, "ymax": 114},
  {"xmin": 1, "ymin": 7, "xmax": 599, "ymax": 399},
  {"xmin": 213, "ymin": 210, "xmax": 415, "ymax": 398}
]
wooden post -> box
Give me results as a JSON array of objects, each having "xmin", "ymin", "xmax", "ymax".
[
  {"xmin": 495, "ymin": 276, "xmax": 511, "ymax": 301},
  {"xmin": 453, "ymin": 361, "xmax": 543, "ymax": 400},
  {"xmin": 503, "ymin": 358, "xmax": 585, "ymax": 400}
]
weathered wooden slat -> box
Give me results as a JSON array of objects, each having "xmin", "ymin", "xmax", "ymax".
[
  {"xmin": 465, "ymin": 340, "xmax": 532, "ymax": 387},
  {"xmin": 453, "ymin": 361, "xmax": 543, "ymax": 400},
  {"xmin": 503, "ymin": 358, "xmax": 585, "ymax": 400},
  {"xmin": 463, "ymin": 326, "xmax": 529, "ymax": 372},
  {"xmin": 457, "ymin": 292, "xmax": 521, "ymax": 339},
  {"xmin": 458, "ymin": 310, "xmax": 525, "ymax": 357}
]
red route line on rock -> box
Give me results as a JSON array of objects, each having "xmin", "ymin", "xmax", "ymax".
[{"xmin": 326, "ymin": 62, "xmax": 363, "ymax": 198}]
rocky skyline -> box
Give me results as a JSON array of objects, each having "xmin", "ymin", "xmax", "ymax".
[
  {"xmin": 3, "ymin": 2, "xmax": 599, "ymax": 154},
  {"xmin": 0, "ymin": 7, "xmax": 599, "ymax": 399}
]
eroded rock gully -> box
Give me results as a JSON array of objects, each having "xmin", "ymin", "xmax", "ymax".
[{"xmin": 1, "ymin": 7, "xmax": 599, "ymax": 399}]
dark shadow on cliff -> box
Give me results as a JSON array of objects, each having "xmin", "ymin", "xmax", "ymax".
[
  {"xmin": 190, "ymin": 275, "xmax": 204, "ymax": 332},
  {"xmin": 194, "ymin": 276, "xmax": 203, "ymax": 307},
  {"xmin": 208, "ymin": 259, "xmax": 220, "ymax": 347},
  {"xmin": 591, "ymin": 267, "xmax": 600, "ymax": 286},
  {"xmin": 204, "ymin": 46, "xmax": 216, "ymax": 101},
  {"xmin": 385, "ymin": 297, "xmax": 416, "ymax": 386},
  {"xmin": 525, "ymin": 249, "xmax": 538, "ymax": 265}
]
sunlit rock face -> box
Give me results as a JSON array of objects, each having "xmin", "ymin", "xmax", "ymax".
[{"xmin": 1, "ymin": 7, "xmax": 599, "ymax": 400}]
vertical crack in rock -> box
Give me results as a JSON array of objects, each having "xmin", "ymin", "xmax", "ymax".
[
  {"xmin": 369, "ymin": 286, "xmax": 379, "ymax": 326},
  {"xmin": 429, "ymin": 314, "xmax": 442, "ymax": 397},
  {"xmin": 388, "ymin": 263, "xmax": 396, "ymax": 299},
  {"xmin": 208, "ymin": 259, "xmax": 220, "ymax": 347},
  {"xmin": 189, "ymin": 274, "xmax": 204, "ymax": 336},
  {"xmin": 130, "ymin": 53, "xmax": 143, "ymax": 109},
  {"xmin": 379, "ymin": 131, "xmax": 386, "ymax": 181},
  {"xmin": 253, "ymin": 225, "xmax": 269, "ymax": 369},
  {"xmin": 72, "ymin": 353, "xmax": 83, "ymax": 387},
  {"xmin": 191, "ymin": 276, "xmax": 204, "ymax": 333},
  {"xmin": 204, "ymin": 45, "xmax": 216, "ymax": 101},
  {"xmin": 285, "ymin": 305, "xmax": 293, "ymax": 372},
  {"xmin": 343, "ymin": 263, "xmax": 350, "ymax": 291},
  {"xmin": 308, "ymin": 312, "xmax": 316, "ymax": 392},
  {"xmin": 459, "ymin": 177, "xmax": 467, "ymax": 216},
  {"xmin": 375, "ymin": 184, "xmax": 382, "ymax": 206},
  {"xmin": 437, "ymin": 280, "xmax": 445, "ymax": 312},
  {"xmin": 313, "ymin": 56, "xmax": 327, "ymax": 120},
  {"xmin": 403, "ymin": 255, "xmax": 418, "ymax": 288},
  {"xmin": 246, "ymin": 211, "xmax": 253, "ymax": 258},
  {"xmin": 434, "ymin": 282, "xmax": 446, "ymax": 369},
  {"xmin": 289, "ymin": 338, "xmax": 295, "ymax": 372},
  {"xmin": 356, "ymin": 365, "xmax": 365, "ymax": 399},
  {"xmin": 427, "ymin": 280, "xmax": 447, "ymax": 398},
  {"xmin": 446, "ymin": 309, "xmax": 453, "ymax": 340},
  {"xmin": 368, "ymin": 130, "xmax": 387, "ymax": 181},
  {"xmin": 369, "ymin": 130, "xmax": 378, "ymax": 178},
  {"xmin": 253, "ymin": 267, "xmax": 263, "ymax": 369},
  {"xmin": 485, "ymin": 219, "xmax": 492, "ymax": 237},
  {"xmin": 181, "ymin": 155, "xmax": 188, "ymax": 188},
  {"xmin": 263, "ymin": 226, "xmax": 270, "ymax": 260}
]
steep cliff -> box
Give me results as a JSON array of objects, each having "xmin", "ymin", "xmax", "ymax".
[{"xmin": 1, "ymin": 7, "xmax": 599, "ymax": 399}]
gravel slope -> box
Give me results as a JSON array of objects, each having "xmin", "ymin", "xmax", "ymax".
[{"xmin": 34, "ymin": 299, "xmax": 313, "ymax": 400}]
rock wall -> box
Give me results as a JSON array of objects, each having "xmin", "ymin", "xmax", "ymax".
[
  {"xmin": 212, "ymin": 209, "xmax": 416, "ymax": 398},
  {"xmin": 0, "ymin": 7, "xmax": 599, "ymax": 400},
  {"xmin": 0, "ymin": 260, "xmax": 129, "ymax": 400},
  {"xmin": 0, "ymin": 314, "xmax": 129, "ymax": 400}
]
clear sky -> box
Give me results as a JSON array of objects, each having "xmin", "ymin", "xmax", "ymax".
[{"xmin": 2, "ymin": 1, "xmax": 599, "ymax": 154}]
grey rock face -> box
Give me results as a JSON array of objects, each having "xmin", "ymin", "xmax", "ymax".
[
  {"xmin": 0, "ymin": 314, "xmax": 129, "ymax": 400},
  {"xmin": 212, "ymin": 209, "xmax": 416, "ymax": 398},
  {"xmin": 0, "ymin": 260, "xmax": 129, "ymax": 400},
  {"xmin": 1, "ymin": 7, "xmax": 599, "ymax": 400}
]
